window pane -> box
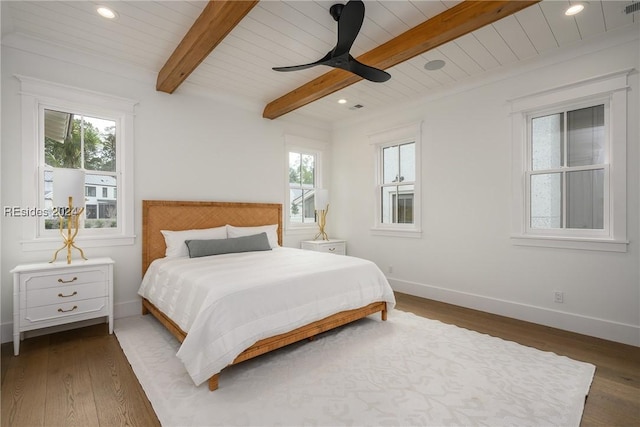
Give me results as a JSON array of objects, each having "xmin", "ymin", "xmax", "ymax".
[
  {"xmin": 289, "ymin": 153, "xmax": 301, "ymax": 185},
  {"xmin": 289, "ymin": 188, "xmax": 316, "ymax": 223},
  {"xmin": 381, "ymin": 184, "xmax": 414, "ymax": 224},
  {"xmin": 383, "ymin": 146, "xmax": 399, "ymax": 184},
  {"xmin": 44, "ymin": 172, "xmax": 117, "ymax": 229},
  {"xmin": 301, "ymin": 154, "xmax": 315, "ymax": 186},
  {"xmin": 44, "ymin": 109, "xmax": 80, "ymax": 168},
  {"xmin": 567, "ymin": 105, "xmax": 605, "ymax": 167},
  {"xmin": 530, "ymin": 173, "xmax": 562, "ymax": 229},
  {"xmin": 399, "ymin": 143, "xmax": 415, "ymax": 182},
  {"xmin": 289, "ymin": 188, "xmax": 303, "ymax": 222},
  {"xmin": 302, "ymin": 189, "xmax": 316, "ymax": 223},
  {"xmin": 567, "ymin": 169, "xmax": 604, "ymax": 229},
  {"xmin": 83, "ymin": 115, "xmax": 116, "ymax": 172},
  {"xmin": 381, "ymin": 186, "xmax": 395, "ymax": 224},
  {"xmin": 531, "ymin": 113, "xmax": 563, "ymax": 171},
  {"xmin": 85, "ymin": 174, "xmax": 117, "ymax": 228},
  {"xmin": 396, "ymin": 185, "xmax": 414, "ymax": 224}
]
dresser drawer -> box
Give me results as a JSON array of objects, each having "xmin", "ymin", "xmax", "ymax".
[
  {"xmin": 22, "ymin": 268, "xmax": 106, "ymax": 290},
  {"xmin": 316, "ymin": 243, "xmax": 346, "ymax": 255},
  {"xmin": 26, "ymin": 282, "xmax": 107, "ymax": 308},
  {"xmin": 22, "ymin": 297, "xmax": 108, "ymax": 325},
  {"xmin": 301, "ymin": 240, "xmax": 347, "ymax": 255}
]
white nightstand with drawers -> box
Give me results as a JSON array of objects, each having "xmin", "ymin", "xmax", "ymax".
[
  {"xmin": 11, "ymin": 257, "xmax": 114, "ymax": 356},
  {"xmin": 301, "ymin": 239, "xmax": 347, "ymax": 255}
]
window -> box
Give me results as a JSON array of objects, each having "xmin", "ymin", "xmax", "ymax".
[
  {"xmin": 381, "ymin": 142, "xmax": 415, "ymax": 224},
  {"xmin": 288, "ymin": 151, "xmax": 317, "ymax": 224},
  {"xmin": 510, "ymin": 70, "xmax": 629, "ymax": 252},
  {"xmin": 18, "ymin": 76, "xmax": 136, "ymax": 249},
  {"xmin": 370, "ymin": 123, "xmax": 422, "ymax": 237},
  {"xmin": 529, "ymin": 105, "xmax": 606, "ymax": 231},
  {"xmin": 43, "ymin": 110, "xmax": 118, "ymax": 231},
  {"xmin": 284, "ymin": 135, "xmax": 326, "ymax": 233}
]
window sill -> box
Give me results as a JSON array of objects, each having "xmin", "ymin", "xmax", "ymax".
[
  {"xmin": 370, "ymin": 227, "xmax": 422, "ymax": 238},
  {"xmin": 511, "ymin": 235, "xmax": 628, "ymax": 252},
  {"xmin": 21, "ymin": 235, "xmax": 136, "ymax": 252}
]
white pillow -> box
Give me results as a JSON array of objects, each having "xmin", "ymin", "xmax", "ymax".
[
  {"xmin": 161, "ymin": 226, "xmax": 227, "ymax": 258},
  {"xmin": 226, "ymin": 224, "xmax": 279, "ymax": 249}
]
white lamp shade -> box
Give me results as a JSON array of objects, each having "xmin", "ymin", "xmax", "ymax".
[
  {"xmin": 314, "ymin": 189, "xmax": 329, "ymax": 210},
  {"xmin": 53, "ymin": 168, "xmax": 86, "ymax": 208}
]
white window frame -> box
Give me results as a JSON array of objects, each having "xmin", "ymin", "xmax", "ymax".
[
  {"xmin": 510, "ymin": 69, "xmax": 630, "ymax": 252},
  {"xmin": 284, "ymin": 134, "xmax": 326, "ymax": 234},
  {"xmin": 370, "ymin": 122, "xmax": 422, "ymax": 238},
  {"xmin": 18, "ymin": 75, "xmax": 136, "ymax": 250}
]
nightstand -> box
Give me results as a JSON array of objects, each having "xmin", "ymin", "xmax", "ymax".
[
  {"xmin": 301, "ymin": 239, "xmax": 347, "ymax": 255},
  {"xmin": 11, "ymin": 257, "xmax": 114, "ymax": 356}
]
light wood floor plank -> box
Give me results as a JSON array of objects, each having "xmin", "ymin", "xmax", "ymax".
[
  {"xmin": 45, "ymin": 332, "xmax": 100, "ymax": 427},
  {"xmin": 0, "ymin": 336, "xmax": 49, "ymax": 427}
]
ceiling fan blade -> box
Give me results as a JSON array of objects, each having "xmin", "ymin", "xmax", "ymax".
[
  {"xmin": 346, "ymin": 56, "xmax": 391, "ymax": 82},
  {"xmin": 333, "ymin": 0, "xmax": 365, "ymax": 57},
  {"xmin": 273, "ymin": 63, "xmax": 320, "ymax": 72},
  {"xmin": 273, "ymin": 52, "xmax": 332, "ymax": 72}
]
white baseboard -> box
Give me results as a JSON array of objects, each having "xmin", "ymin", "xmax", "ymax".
[
  {"xmin": 4, "ymin": 289, "xmax": 637, "ymax": 347},
  {"xmin": 390, "ymin": 278, "xmax": 640, "ymax": 347},
  {"xmin": 1, "ymin": 298, "xmax": 143, "ymax": 344}
]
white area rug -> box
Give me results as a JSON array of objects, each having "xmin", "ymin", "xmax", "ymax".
[{"xmin": 115, "ymin": 310, "xmax": 595, "ymax": 427}]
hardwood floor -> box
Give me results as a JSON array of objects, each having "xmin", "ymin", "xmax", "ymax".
[
  {"xmin": 1, "ymin": 323, "xmax": 159, "ymax": 427},
  {"xmin": 1, "ymin": 292, "xmax": 638, "ymax": 426}
]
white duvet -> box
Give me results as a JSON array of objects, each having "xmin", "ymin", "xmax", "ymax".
[{"xmin": 138, "ymin": 247, "xmax": 396, "ymax": 386}]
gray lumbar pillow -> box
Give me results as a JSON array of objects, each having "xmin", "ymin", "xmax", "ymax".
[{"xmin": 185, "ymin": 232, "xmax": 272, "ymax": 258}]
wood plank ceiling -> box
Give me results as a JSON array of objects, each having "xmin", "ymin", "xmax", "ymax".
[{"xmin": 2, "ymin": 1, "xmax": 637, "ymax": 124}]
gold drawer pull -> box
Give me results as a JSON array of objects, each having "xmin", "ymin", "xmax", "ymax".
[
  {"xmin": 58, "ymin": 306, "xmax": 78, "ymax": 313},
  {"xmin": 328, "ymin": 247, "xmax": 336, "ymax": 251},
  {"xmin": 58, "ymin": 291, "xmax": 78, "ymax": 298},
  {"xmin": 58, "ymin": 277, "xmax": 78, "ymax": 284}
]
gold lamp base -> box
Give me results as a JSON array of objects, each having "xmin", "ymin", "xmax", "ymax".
[
  {"xmin": 314, "ymin": 206, "xmax": 329, "ymax": 241},
  {"xmin": 50, "ymin": 196, "xmax": 87, "ymax": 264}
]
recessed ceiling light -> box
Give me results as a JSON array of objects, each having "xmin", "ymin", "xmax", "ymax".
[
  {"xmin": 338, "ymin": 99, "xmax": 348, "ymax": 104},
  {"xmin": 424, "ymin": 59, "xmax": 445, "ymax": 71},
  {"xmin": 565, "ymin": 4, "xmax": 585, "ymax": 16},
  {"xmin": 97, "ymin": 6, "xmax": 118, "ymax": 19}
]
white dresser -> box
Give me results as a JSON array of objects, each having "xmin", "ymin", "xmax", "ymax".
[
  {"xmin": 11, "ymin": 257, "xmax": 114, "ymax": 355},
  {"xmin": 300, "ymin": 239, "xmax": 347, "ymax": 255}
]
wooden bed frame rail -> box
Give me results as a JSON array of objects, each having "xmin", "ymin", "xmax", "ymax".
[{"xmin": 142, "ymin": 298, "xmax": 386, "ymax": 390}]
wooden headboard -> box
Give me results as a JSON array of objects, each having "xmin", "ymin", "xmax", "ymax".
[{"xmin": 142, "ymin": 200, "xmax": 283, "ymax": 275}]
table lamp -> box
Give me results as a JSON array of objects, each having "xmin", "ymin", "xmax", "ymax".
[
  {"xmin": 314, "ymin": 189, "xmax": 329, "ymax": 241},
  {"xmin": 50, "ymin": 168, "xmax": 87, "ymax": 264}
]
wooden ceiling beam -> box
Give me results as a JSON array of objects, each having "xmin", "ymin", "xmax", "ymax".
[
  {"xmin": 263, "ymin": 0, "xmax": 540, "ymax": 120},
  {"xmin": 156, "ymin": 0, "xmax": 259, "ymax": 94}
]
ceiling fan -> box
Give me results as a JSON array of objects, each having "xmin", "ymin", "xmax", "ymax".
[{"xmin": 272, "ymin": 0, "xmax": 391, "ymax": 83}]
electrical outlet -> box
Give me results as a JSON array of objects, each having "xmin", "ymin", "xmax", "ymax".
[
  {"xmin": 388, "ymin": 265, "xmax": 393, "ymax": 273},
  {"xmin": 554, "ymin": 291, "xmax": 564, "ymax": 303}
]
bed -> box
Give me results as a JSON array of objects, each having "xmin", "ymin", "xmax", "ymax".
[{"xmin": 139, "ymin": 200, "xmax": 395, "ymax": 391}]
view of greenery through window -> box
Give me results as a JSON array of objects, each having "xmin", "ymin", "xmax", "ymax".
[
  {"xmin": 44, "ymin": 109, "xmax": 117, "ymax": 229},
  {"xmin": 288, "ymin": 152, "xmax": 316, "ymax": 223}
]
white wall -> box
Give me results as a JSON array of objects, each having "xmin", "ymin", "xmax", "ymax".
[
  {"xmin": 330, "ymin": 26, "xmax": 640, "ymax": 346},
  {"xmin": 0, "ymin": 37, "xmax": 330, "ymax": 341},
  {"xmin": 2, "ymin": 25, "xmax": 638, "ymax": 347}
]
